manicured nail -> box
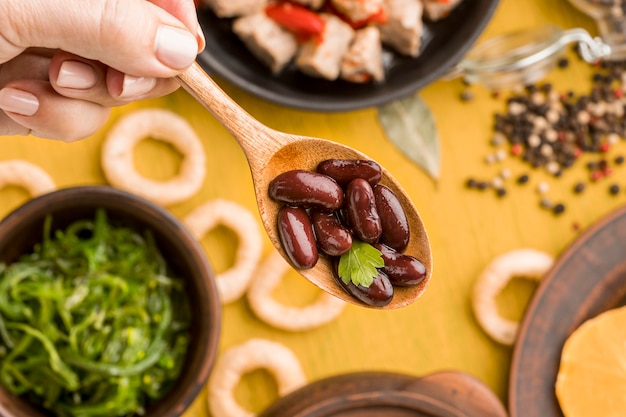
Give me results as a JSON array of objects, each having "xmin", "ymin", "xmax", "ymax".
[
  {"xmin": 155, "ymin": 25, "xmax": 198, "ymax": 69},
  {"xmin": 56, "ymin": 60, "xmax": 98, "ymax": 89},
  {"xmin": 0, "ymin": 88, "xmax": 39, "ymax": 116},
  {"xmin": 197, "ymin": 25, "xmax": 206, "ymax": 52},
  {"xmin": 119, "ymin": 75, "xmax": 156, "ymax": 99}
]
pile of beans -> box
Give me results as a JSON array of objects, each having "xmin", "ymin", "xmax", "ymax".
[
  {"xmin": 269, "ymin": 159, "xmax": 426, "ymax": 306},
  {"xmin": 464, "ymin": 56, "xmax": 626, "ymax": 215}
]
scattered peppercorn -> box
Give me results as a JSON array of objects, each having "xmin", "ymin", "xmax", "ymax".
[
  {"xmin": 557, "ymin": 57, "xmax": 570, "ymax": 69},
  {"xmin": 460, "ymin": 90, "xmax": 474, "ymax": 102},
  {"xmin": 516, "ymin": 174, "xmax": 529, "ymax": 184},
  {"xmin": 476, "ymin": 181, "xmax": 489, "ymax": 190},
  {"xmin": 553, "ymin": 203, "xmax": 566, "ymax": 215},
  {"xmin": 573, "ymin": 182, "xmax": 585, "ymax": 194},
  {"xmin": 491, "ymin": 132, "xmax": 506, "ymax": 146},
  {"xmin": 465, "ymin": 54, "xmax": 626, "ymax": 215}
]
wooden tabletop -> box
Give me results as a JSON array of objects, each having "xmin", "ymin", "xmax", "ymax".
[{"xmin": 1, "ymin": 0, "xmax": 623, "ymax": 415}]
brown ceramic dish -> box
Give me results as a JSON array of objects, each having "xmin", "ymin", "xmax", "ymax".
[
  {"xmin": 258, "ymin": 370, "xmax": 508, "ymax": 417},
  {"xmin": 197, "ymin": 0, "xmax": 500, "ymax": 112},
  {"xmin": 0, "ymin": 186, "xmax": 221, "ymax": 417},
  {"xmin": 509, "ymin": 204, "xmax": 626, "ymax": 417}
]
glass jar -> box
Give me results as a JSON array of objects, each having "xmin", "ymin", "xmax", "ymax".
[
  {"xmin": 445, "ymin": 25, "xmax": 611, "ymax": 90},
  {"xmin": 568, "ymin": 0, "xmax": 626, "ymax": 60}
]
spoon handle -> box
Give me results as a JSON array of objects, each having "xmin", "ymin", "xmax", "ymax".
[{"xmin": 176, "ymin": 62, "xmax": 285, "ymax": 168}]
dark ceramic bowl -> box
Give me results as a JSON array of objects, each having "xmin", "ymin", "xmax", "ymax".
[
  {"xmin": 0, "ymin": 186, "xmax": 221, "ymax": 417},
  {"xmin": 197, "ymin": 0, "xmax": 499, "ymax": 112}
]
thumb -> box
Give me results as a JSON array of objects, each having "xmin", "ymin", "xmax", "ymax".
[{"xmin": 0, "ymin": 0, "xmax": 201, "ymax": 78}]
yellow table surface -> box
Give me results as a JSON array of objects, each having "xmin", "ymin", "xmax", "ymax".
[{"xmin": 1, "ymin": 0, "xmax": 623, "ymax": 415}]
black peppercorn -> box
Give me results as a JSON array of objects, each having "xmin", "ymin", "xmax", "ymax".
[
  {"xmin": 476, "ymin": 181, "xmax": 489, "ymax": 190},
  {"xmin": 517, "ymin": 174, "xmax": 530, "ymax": 184},
  {"xmin": 609, "ymin": 184, "xmax": 621, "ymax": 195},
  {"xmin": 553, "ymin": 203, "xmax": 566, "ymax": 215},
  {"xmin": 573, "ymin": 182, "xmax": 586, "ymax": 194}
]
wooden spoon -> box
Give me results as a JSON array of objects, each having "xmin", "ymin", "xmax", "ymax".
[{"xmin": 176, "ymin": 62, "xmax": 432, "ymax": 309}]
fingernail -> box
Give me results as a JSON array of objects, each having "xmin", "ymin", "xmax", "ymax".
[
  {"xmin": 0, "ymin": 88, "xmax": 39, "ymax": 116},
  {"xmin": 155, "ymin": 25, "xmax": 198, "ymax": 69},
  {"xmin": 119, "ymin": 75, "xmax": 157, "ymax": 99},
  {"xmin": 56, "ymin": 60, "xmax": 98, "ymax": 89},
  {"xmin": 197, "ymin": 25, "xmax": 206, "ymax": 52}
]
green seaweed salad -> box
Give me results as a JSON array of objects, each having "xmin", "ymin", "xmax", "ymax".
[{"xmin": 0, "ymin": 209, "xmax": 191, "ymax": 417}]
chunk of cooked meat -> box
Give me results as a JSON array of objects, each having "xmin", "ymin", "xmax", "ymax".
[
  {"xmin": 378, "ymin": 0, "xmax": 423, "ymax": 57},
  {"xmin": 423, "ymin": 0, "xmax": 463, "ymax": 21},
  {"xmin": 341, "ymin": 26, "xmax": 384, "ymax": 83},
  {"xmin": 202, "ymin": 0, "xmax": 267, "ymax": 17},
  {"xmin": 296, "ymin": 14, "xmax": 355, "ymax": 80},
  {"xmin": 331, "ymin": 0, "xmax": 384, "ymax": 23},
  {"xmin": 233, "ymin": 12, "xmax": 299, "ymax": 73}
]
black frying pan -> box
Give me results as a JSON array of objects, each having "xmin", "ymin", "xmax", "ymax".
[{"xmin": 197, "ymin": 0, "xmax": 500, "ymax": 112}]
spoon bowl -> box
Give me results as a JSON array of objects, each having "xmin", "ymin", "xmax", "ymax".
[{"xmin": 177, "ymin": 63, "xmax": 432, "ymax": 309}]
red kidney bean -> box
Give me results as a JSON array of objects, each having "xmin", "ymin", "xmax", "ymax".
[
  {"xmin": 332, "ymin": 259, "xmax": 393, "ymax": 307},
  {"xmin": 269, "ymin": 170, "xmax": 344, "ymax": 211},
  {"xmin": 277, "ymin": 206, "xmax": 318, "ymax": 269},
  {"xmin": 310, "ymin": 209, "xmax": 353, "ymax": 256},
  {"xmin": 374, "ymin": 243, "xmax": 426, "ymax": 286},
  {"xmin": 345, "ymin": 178, "xmax": 382, "ymax": 244},
  {"xmin": 373, "ymin": 184, "xmax": 410, "ymax": 252},
  {"xmin": 316, "ymin": 159, "xmax": 382, "ymax": 186}
]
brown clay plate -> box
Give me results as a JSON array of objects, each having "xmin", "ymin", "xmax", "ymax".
[
  {"xmin": 258, "ymin": 371, "xmax": 507, "ymax": 417},
  {"xmin": 509, "ymin": 205, "xmax": 626, "ymax": 417}
]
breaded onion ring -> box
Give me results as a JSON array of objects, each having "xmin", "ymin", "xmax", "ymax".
[
  {"xmin": 101, "ymin": 108, "xmax": 205, "ymax": 206},
  {"xmin": 0, "ymin": 160, "xmax": 55, "ymax": 197},
  {"xmin": 183, "ymin": 199, "xmax": 263, "ymax": 304},
  {"xmin": 472, "ymin": 248, "xmax": 554, "ymax": 345},
  {"xmin": 247, "ymin": 250, "xmax": 346, "ymax": 331},
  {"xmin": 208, "ymin": 338, "xmax": 306, "ymax": 417}
]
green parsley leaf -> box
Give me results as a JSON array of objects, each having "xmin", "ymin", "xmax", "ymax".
[{"xmin": 338, "ymin": 240, "xmax": 384, "ymax": 287}]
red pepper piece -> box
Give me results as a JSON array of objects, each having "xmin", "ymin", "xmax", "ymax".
[{"xmin": 265, "ymin": 3, "xmax": 326, "ymax": 42}]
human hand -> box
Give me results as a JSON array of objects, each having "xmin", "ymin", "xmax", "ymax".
[{"xmin": 0, "ymin": 0, "xmax": 204, "ymax": 141}]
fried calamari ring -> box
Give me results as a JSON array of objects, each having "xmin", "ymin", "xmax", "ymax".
[
  {"xmin": 101, "ymin": 108, "xmax": 206, "ymax": 206},
  {"xmin": 0, "ymin": 160, "xmax": 56, "ymax": 197},
  {"xmin": 472, "ymin": 248, "xmax": 554, "ymax": 345},
  {"xmin": 183, "ymin": 199, "xmax": 263, "ymax": 304},
  {"xmin": 247, "ymin": 250, "xmax": 346, "ymax": 331},
  {"xmin": 208, "ymin": 338, "xmax": 307, "ymax": 417}
]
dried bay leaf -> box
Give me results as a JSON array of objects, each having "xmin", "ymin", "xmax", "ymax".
[{"xmin": 377, "ymin": 94, "xmax": 441, "ymax": 181}]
